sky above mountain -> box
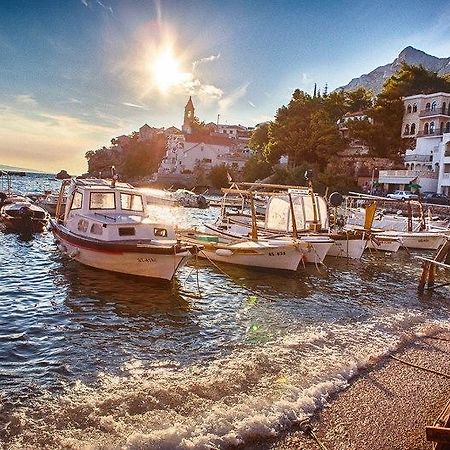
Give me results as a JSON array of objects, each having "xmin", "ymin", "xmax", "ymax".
[{"xmin": 1, "ymin": 0, "xmax": 450, "ymax": 173}]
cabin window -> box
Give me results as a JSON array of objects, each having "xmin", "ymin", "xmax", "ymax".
[
  {"xmin": 77, "ymin": 219, "xmax": 89, "ymax": 232},
  {"xmin": 90, "ymin": 223, "xmax": 103, "ymax": 235},
  {"xmin": 118, "ymin": 227, "xmax": 135, "ymax": 236},
  {"xmin": 154, "ymin": 227, "xmax": 168, "ymax": 237},
  {"xmin": 120, "ymin": 193, "xmax": 144, "ymax": 212},
  {"xmin": 89, "ymin": 192, "xmax": 116, "ymax": 210},
  {"xmin": 71, "ymin": 191, "xmax": 83, "ymax": 210}
]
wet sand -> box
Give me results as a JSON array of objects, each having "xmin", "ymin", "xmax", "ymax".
[{"xmin": 252, "ymin": 329, "xmax": 450, "ymax": 450}]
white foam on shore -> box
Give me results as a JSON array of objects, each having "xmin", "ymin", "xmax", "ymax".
[{"xmin": 6, "ymin": 314, "xmax": 449, "ymax": 450}]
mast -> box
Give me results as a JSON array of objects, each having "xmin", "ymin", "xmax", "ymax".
[{"xmin": 249, "ymin": 192, "xmax": 258, "ymax": 241}]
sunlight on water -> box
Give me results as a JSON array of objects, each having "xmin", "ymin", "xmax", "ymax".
[{"xmin": 0, "ymin": 174, "xmax": 449, "ymax": 449}]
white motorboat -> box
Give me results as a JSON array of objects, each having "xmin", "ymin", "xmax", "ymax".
[
  {"xmin": 0, "ymin": 194, "xmax": 49, "ymax": 233},
  {"xmin": 51, "ymin": 178, "xmax": 196, "ymax": 281}
]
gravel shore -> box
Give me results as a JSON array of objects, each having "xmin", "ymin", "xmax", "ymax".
[{"xmin": 250, "ymin": 329, "xmax": 450, "ymax": 450}]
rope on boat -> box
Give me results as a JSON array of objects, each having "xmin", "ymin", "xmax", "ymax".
[
  {"xmin": 389, "ymin": 355, "xmax": 450, "ymax": 379},
  {"xmin": 198, "ymin": 249, "xmax": 275, "ymax": 303}
]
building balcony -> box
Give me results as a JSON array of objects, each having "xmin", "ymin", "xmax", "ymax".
[
  {"xmin": 419, "ymin": 107, "xmax": 450, "ymax": 118},
  {"xmin": 416, "ymin": 130, "xmax": 444, "ymax": 138},
  {"xmin": 404, "ymin": 154, "xmax": 432, "ymax": 162}
]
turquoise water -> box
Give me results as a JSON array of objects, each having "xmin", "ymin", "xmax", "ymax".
[{"xmin": 0, "ymin": 174, "xmax": 449, "ymax": 449}]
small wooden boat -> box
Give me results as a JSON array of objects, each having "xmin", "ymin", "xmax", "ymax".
[
  {"xmin": 0, "ymin": 197, "xmax": 49, "ymax": 233},
  {"xmin": 181, "ymin": 231, "xmax": 306, "ymax": 271},
  {"xmin": 51, "ymin": 177, "xmax": 196, "ymax": 281}
]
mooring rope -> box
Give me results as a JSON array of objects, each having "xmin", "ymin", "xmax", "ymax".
[
  {"xmin": 298, "ymin": 418, "xmax": 330, "ymax": 450},
  {"xmin": 389, "ymin": 355, "xmax": 450, "ymax": 379}
]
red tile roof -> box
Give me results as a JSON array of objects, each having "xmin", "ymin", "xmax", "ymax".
[{"xmin": 185, "ymin": 133, "xmax": 234, "ymax": 146}]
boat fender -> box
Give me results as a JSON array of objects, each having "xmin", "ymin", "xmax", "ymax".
[
  {"xmin": 69, "ymin": 249, "xmax": 80, "ymax": 258},
  {"xmin": 57, "ymin": 243, "xmax": 68, "ymax": 253},
  {"xmin": 215, "ymin": 248, "xmax": 233, "ymax": 257}
]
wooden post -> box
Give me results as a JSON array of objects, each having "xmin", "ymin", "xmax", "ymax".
[
  {"xmin": 249, "ymin": 192, "xmax": 258, "ymax": 241},
  {"xmin": 288, "ymin": 193, "xmax": 298, "ymax": 239}
]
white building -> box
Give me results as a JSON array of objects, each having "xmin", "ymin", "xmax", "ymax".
[
  {"xmin": 157, "ymin": 97, "xmax": 251, "ymax": 179},
  {"xmin": 379, "ymin": 92, "xmax": 450, "ymax": 195}
]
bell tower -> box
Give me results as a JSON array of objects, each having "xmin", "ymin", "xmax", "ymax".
[{"xmin": 182, "ymin": 96, "xmax": 195, "ymax": 134}]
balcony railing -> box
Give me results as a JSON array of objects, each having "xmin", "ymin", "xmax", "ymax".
[
  {"xmin": 404, "ymin": 154, "xmax": 432, "ymax": 162},
  {"xmin": 416, "ymin": 130, "xmax": 444, "ymax": 137},
  {"xmin": 419, "ymin": 107, "xmax": 450, "ymax": 117}
]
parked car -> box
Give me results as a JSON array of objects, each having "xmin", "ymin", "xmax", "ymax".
[
  {"xmin": 422, "ymin": 192, "xmax": 450, "ymax": 206},
  {"xmin": 386, "ymin": 190, "xmax": 419, "ymax": 200}
]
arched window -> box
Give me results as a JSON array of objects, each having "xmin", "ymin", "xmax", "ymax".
[
  {"xmin": 413, "ymin": 103, "xmax": 417, "ymax": 112},
  {"xmin": 431, "ymin": 101, "xmax": 437, "ymax": 111},
  {"xmin": 410, "ymin": 123, "xmax": 416, "ymax": 134},
  {"xmin": 446, "ymin": 122, "xmax": 450, "ymax": 133},
  {"xmin": 440, "ymin": 122, "xmax": 444, "ymax": 134},
  {"xmin": 443, "ymin": 102, "xmax": 447, "ymax": 113},
  {"xmin": 404, "ymin": 124, "xmax": 410, "ymax": 135},
  {"xmin": 407, "ymin": 105, "xmax": 412, "ymax": 113},
  {"xmin": 424, "ymin": 123, "xmax": 429, "ymax": 134},
  {"xmin": 425, "ymin": 102, "xmax": 431, "ymax": 111},
  {"xmin": 430, "ymin": 122, "xmax": 435, "ymax": 133}
]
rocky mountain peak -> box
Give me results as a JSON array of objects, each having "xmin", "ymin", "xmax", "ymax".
[{"xmin": 338, "ymin": 47, "xmax": 450, "ymax": 94}]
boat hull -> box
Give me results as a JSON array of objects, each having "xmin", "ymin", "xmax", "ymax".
[
  {"xmin": 367, "ymin": 236, "xmax": 401, "ymax": 252},
  {"xmin": 326, "ymin": 234, "xmax": 368, "ymax": 260},
  {"xmin": 378, "ymin": 231, "xmax": 447, "ymax": 250},
  {"xmin": 52, "ymin": 225, "xmax": 191, "ymax": 281}
]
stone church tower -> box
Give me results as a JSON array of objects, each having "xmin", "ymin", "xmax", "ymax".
[{"xmin": 182, "ymin": 96, "xmax": 195, "ymax": 134}]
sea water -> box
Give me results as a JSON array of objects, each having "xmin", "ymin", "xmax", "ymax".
[{"xmin": 0, "ymin": 174, "xmax": 449, "ymax": 449}]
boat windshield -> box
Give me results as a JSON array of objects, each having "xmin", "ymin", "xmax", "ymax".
[
  {"xmin": 120, "ymin": 193, "xmax": 144, "ymax": 212},
  {"xmin": 89, "ymin": 192, "xmax": 116, "ymax": 210}
]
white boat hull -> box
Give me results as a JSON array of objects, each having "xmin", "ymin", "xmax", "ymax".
[
  {"xmin": 367, "ymin": 236, "xmax": 401, "ymax": 252},
  {"xmin": 326, "ymin": 236, "xmax": 368, "ymax": 260},
  {"xmin": 53, "ymin": 229, "xmax": 190, "ymax": 281},
  {"xmin": 378, "ymin": 231, "xmax": 447, "ymax": 250},
  {"xmin": 295, "ymin": 237, "xmax": 334, "ymax": 264}
]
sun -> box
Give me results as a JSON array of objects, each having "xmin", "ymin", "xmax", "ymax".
[{"xmin": 151, "ymin": 47, "xmax": 188, "ymax": 93}]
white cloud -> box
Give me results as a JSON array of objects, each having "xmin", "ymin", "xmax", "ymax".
[
  {"xmin": 15, "ymin": 94, "xmax": 38, "ymax": 107},
  {"xmin": 219, "ymin": 83, "xmax": 249, "ymax": 113},
  {"xmin": 80, "ymin": 0, "xmax": 88, "ymax": 6},
  {"xmin": 248, "ymin": 101, "xmax": 256, "ymax": 108},
  {"xmin": 122, "ymin": 102, "xmax": 148, "ymax": 109},
  {"xmin": 193, "ymin": 53, "xmax": 221, "ymax": 70},
  {"xmin": 96, "ymin": 0, "xmax": 113, "ymax": 15}
]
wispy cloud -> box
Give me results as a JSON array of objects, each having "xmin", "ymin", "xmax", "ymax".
[
  {"xmin": 15, "ymin": 94, "xmax": 38, "ymax": 107},
  {"xmin": 80, "ymin": 0, "xmax": 113, "ymax": 15},
  {"xmin": 219, "ymin": 83, "xmax": 249, "ymax": 113},
  {"xmin": 248, "ymin": 101, "xmax": 256, "ymax": 108},
  {"xmin": 122, "ymin": 102, "xmax": 148, "ymax": 110},
  {"xmin": 193, "ymin": 53, "xmax": 221, "ymax": 70}
]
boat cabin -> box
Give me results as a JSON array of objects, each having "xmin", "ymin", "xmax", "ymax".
[{"xmin": 60, "ymin": 179, "xmax": 176, "ymax": 241}]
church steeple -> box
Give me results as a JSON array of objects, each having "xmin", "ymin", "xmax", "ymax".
[{"xmin": 183, "ymin": 96, "xmax": 195, "ymax": 134}]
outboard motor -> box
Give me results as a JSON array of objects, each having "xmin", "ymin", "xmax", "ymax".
[{"xmin": 196, "ymin": 195, "xmax": 208, "ymax": 209}]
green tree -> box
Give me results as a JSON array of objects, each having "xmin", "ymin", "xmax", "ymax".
[{"xmin": 209, "ymin": 164, "xmax": 230, "ymax": 188}]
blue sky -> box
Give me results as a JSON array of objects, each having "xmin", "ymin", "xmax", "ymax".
[{"xmin": 1, "ymin": 0, "xmax": 450, "ymax": 173}]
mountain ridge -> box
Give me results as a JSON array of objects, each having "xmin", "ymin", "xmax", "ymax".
[{"xmin": 338, "ymin": 46, "xmax": 450, "ymax": 94}]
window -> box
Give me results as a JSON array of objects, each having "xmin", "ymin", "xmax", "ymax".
[
  {"xmin": 90, "ymin": 223, "xmax": 103, "ymax": 235},
  {"xmin": 431, "ymin": 101, "xmax": 437, "ymax": 111},
  {"xmin": 404, "ymin": 124, "xmax": 410, "ymax": 135},
  {"xmin": 424, "ymin": 123, "xmax": 429, "ymax": 134},
  {"xmin": 154, "ymin": 227, "xmax": 168, "ymax": 237},
  {"xmin": 89, "ymin": 192, "xmax": 116, "ymax": 210},
  {"xmin": 71, "ymin": 191, "xmax": 83, "ymax": 210},
  {"xmin": 430, "ymin": 122, "xmax": 435, "ymax": 133},
  {"xmin": 446, "ymin": 122, "xmax": 450, "ymax": 133},
  {"xmin": 407, "ymin": 105, "xmax": 412, "ymax": 113},
  {"xmin": 412, "ymin": 104, "xmax": 417, "ymax": 112},
  {"xmin": 120, "ymin": 193, "xmax": 144, "ymax": 212},
  {"xmin": 425, "ymin": 103, "xmax": 431, "ymax": 111},
  {"xmin": 118, "ymin": 227, "xmax": 135, "ymax": 236},
  {"xmin": 77, "ymin": 219, "xmax": 89, "ymax": 232},
  {"xmin": 410, "ymin": 123, "xmax": 416, "ymax": 134}
]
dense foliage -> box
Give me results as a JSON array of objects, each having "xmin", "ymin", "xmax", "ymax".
[
  {"xmin": 246, "ymin": 63, "xmax": 450, "ymax": 193},
  {"xmin": 85, "ymin": 133, "xmax": 166, "ymax": 179}
]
